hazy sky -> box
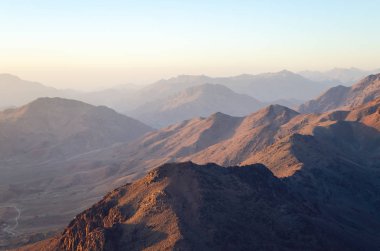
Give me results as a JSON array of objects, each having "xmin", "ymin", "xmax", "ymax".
[{"xmin": 1, "ymin": 0, "xmax": 379, "ymax": 90}]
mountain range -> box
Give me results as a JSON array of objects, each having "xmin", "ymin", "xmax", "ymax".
[
  {"xmin": 28, "ymin": 95, "xmax": 380, "ymax": 250},
  {"xmin": 24, "ymin": 147, "xmax": 380, "ymax": 250},
  {"xmin": 2, "ymin": 72, "xmax": 380, "ymax": 250},
  {"xmin": 0, "ymin": 74, "xmax": 62, "ymax": 108},
  {"xmin": 299, "ymin": 67, "xmax": 380, "ymax": 85},
  {"xmin": 140, "ymin": 70, "xmax": 331, "ymax": 102},
  {"xmin": 0, "ymin": 70, "xmax": 332, "ymax": 120},
  {"xmin": 130, "ymin": 83, "xmax": 265, "ymax": 128}
]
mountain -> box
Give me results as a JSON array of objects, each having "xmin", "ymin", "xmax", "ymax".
[
  {"xmin": 299, "ymin": 67, "xmax": 379, "ymax": 85},
  {"xmin": 0, "ymin": 97, "xmax": 153, "ymax": 248},
  {"xmin": 244, "ymin": 97, "xmax": 380, "ymax": 174},
  {"xmin": 72, "ymin": 87, "xmax": 141, "ymax": 113},
  {"xmin": 24, "ymin": 98, "xmax": 380, "ymax": 250},
  {"xmin": 269, "ymin": 98, "xmax": 303, "ymax": 109},
  {"xmin": 182, "ymin": 105, "xmax": 299, "ymax": 165},
  {"xmin": 25, "ymin": 161, "xmax": 380, "ymax": 250},
  {"xmin": 67, "ymin": 96, "xmax": 380, "ymax": 179},
  {"xmin": 130, "ymin": 84, "xmax": 265, "ymax": 128},
  {"xmin": 0, "ymin": 71, "xmax": 330, "ymax": 116},
  {"xmin": 141, "ymin": 70, "xmax": 330, "ymax": 102},
  {"xmin": 0, "ymin": 74, "xmax": 63, "ymax": 108},
  {"xmin": 299, "ymin": 73, "xmax": 380, "ymax": 113},
  {"xmin": 0, "ymin": 74, "xmax": 144, "ymax": 114},
  {"xmin": 0, "ymin": 97, "xmax": 152, "ymax": 164},
  {"xmin": 221, "ymin": 70, "xmax": 331, "ymax": 101},
  {"xmin": 0, "ymin": 73, "xmax": 380, "ymax": 249},
  {"xmin": 5, "ymin": 98, "xmax": 380, "ymax": 249}
]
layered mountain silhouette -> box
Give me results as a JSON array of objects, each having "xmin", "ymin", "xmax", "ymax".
[
  {"xmin": 299, "ymin": 73, "xmax": 380, "ymax": 113},
  {"xmin": 4, "ymin": 73, "xmax": 380, "ymax": 250},
  {"xmin": 0, "ymin": 74, "xmax": 62, "ymax": 108},
  {"xmin": 299, "ymin": 67, "xmax": 380, "ymax": 85},
  {"xmin": 0, "ymin": 71, "xmax": 331, "ymax": 117},
  {"xmin": 24, "ymin": 161, "xmax": 380, "ymax": 250},
  {"xmin": 130, "ymin": 83, "xmax": 265, "ymax": 128},
  {"xmin": 9, "ymin": 94, "xmax": 379, "ymax": 248},
  {"xmin": 141, "ymin": 70, "xmax": 330, "ymax": 102},
  {"xmin": 0, "ymin": 97, "xmax": 152, "ymax": 164}
]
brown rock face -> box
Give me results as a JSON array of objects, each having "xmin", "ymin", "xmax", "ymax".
[{"xmin": 24, "ymin": 162, "xmax": 380, "ymax": 250}]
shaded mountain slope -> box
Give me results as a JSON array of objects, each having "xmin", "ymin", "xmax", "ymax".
[
  {"xmin": 299, "ymin": 73, "xmax": 380, "ymax": 113},
  {"xmin": 130, "ymin": 83, "xmax": 265, "ymax": 128},
  {"xmin": 25, "ymin": 162, "xmax": 380, "ymax": 250}
]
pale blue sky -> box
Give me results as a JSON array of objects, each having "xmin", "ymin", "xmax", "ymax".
[{"xmin": 0, "ymin": 0, "xmax": 379, "ymax": 89}]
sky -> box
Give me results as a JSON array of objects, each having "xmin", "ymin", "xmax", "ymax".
[{"xmin": 0, "ymin": 0, "xmax": 379, "ymax": 90}]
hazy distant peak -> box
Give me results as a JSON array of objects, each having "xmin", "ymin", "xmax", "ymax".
[
  {"xmin": 298, "ymin": 67, "xmax": 380, "ymax": 85},
  {"xmin": 258, "ymin": 69, "xmax": 299, "ymax": 78},
  {"xmin": 26, "ymin": 97, "xmax": 92, "ymax": 111},
  {"xmin": 278, "ymin": 69, "xmax": 294, "ymax": 75},
  {"xmin": 0, "ymin": 73, "xmax": 22, "ymax": 81}
]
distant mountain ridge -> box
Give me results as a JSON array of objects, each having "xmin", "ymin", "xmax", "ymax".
[
  {"xmin": 299, "ymin": 67, "xmax": 380, "ymax": 85},
  {"xmin": 130, "ymin": 83, "xmax": 265, "ymax": 128},
  {"xmin": 0, "ymin": 74, "xmax": 62, "ymax": 108},
  {"xmin": 0, "ymin": 97, "xmax": 152, "ymax": 164},
  {"xmin": 0, "ymin": 70, "xmax": 331, "ymax": 118},
  {"xmin": 299, "ymin": 73, "xmax": 380, "ymax": 113},
  {"xmin": 141, "ymin": 70, "xmax": 331, "ymax": 102}
]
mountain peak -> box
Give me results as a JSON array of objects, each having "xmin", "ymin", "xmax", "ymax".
[
  {"xmin": 262, "ymin": 104, "xmax": 299, "ymax": 117},
  {"xmin": 278, "ymin": 69, "xmax": 294, "ymax": 75},
  {"xmin": 29, "ymin": 96, "xmax": 87, "ymax": 106},
  {"xmin": 207, "ymin": 111, "xmax": 239, "ymax": 123}
]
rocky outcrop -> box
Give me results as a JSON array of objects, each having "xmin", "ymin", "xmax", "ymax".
[{"xmin": 26, "ymin": 161, "xmax": 380, "ymax": 250}]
